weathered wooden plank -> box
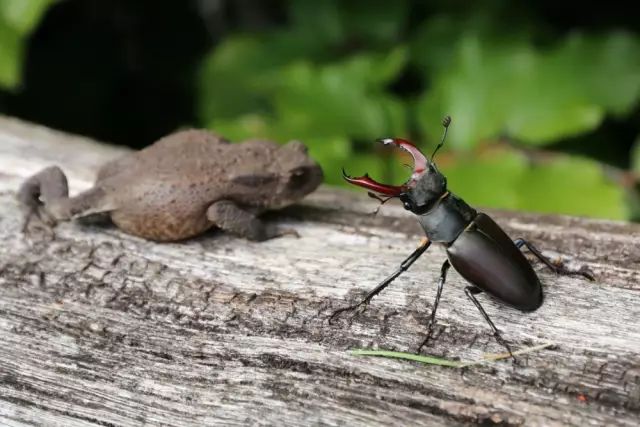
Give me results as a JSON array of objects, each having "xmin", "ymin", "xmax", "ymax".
[{"xmin": 1, "ymin": 116, "xmax": 639, "ymax": 426}]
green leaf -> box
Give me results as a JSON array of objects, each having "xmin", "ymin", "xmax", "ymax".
[
  {"xmin": 0, "ymin": 21, "xmax": 21, "ymax": 88},
  {"xmin": 198, "ymin": 36, "xmax": 291, "ymax": 121},
  {"xmin": 205, "ymin": 114, "xmax": 275, "ymax": 143},
  {"xmin": 632, "ymin": 137, "xmax": 640, "ymax": 174},
  {"xmin": 415, "ymin": 30, "xmax": 640, "ymax": 148},
  {"xmin": 0, "ymin": 0, "xmax": 56, "ymax": 89},
  {"xmin": 271, "ymin": 52, "xmax": 408, "ymax": 140},
  {"xmin": 442, "ymin": 147, "xmax": 627, "ymax": 219},
  {"xmin": 517, "ymin": 156, "xmax": 626, "ymax": 219},
  {"xmin": 287, "ymin": 0, "xmax": 344, "ymax": 46},
  {"xmin": 200, "ymin": 47, "xmax": 409, "ymax": 178},
  {"xmin": 286, "ymin": 0, "xmax": 408, "ymax": 47},
  {"xmin": 411, "ymin": 13, "xmax": 500, "ymax": 77},
  {"xmin": 440, "ymin": 148, "xmax": 527, "ymax": 210},
  {"xmin": 577, "ymin": 32, "xmax": 640, "ymax": 116},
  {"xmin": 340, "ymin": 0, "xmax": 409, "ymax": 44},
  {"xmin": 0, "ymin": 0, "xmax": 55, "ymax": 34},
  {"xmin": 304, "ymin": 136, "xmax": 356, "ymax": 186},
  {"xmin": 341, "ymin": 47, "xmax": 409, "ymax": 88},
  {"xmin": 417, "ymin": 34, "xmax": 539, "ymax": 149}
]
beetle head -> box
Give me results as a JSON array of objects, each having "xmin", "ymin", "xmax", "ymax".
[
  {"xmin": 343, "ymin": 117, "xmax": 451, "ymax": 215},
  {"xmin": 398, "ymin": 161, "xmax": 447, "ymax": 214}
]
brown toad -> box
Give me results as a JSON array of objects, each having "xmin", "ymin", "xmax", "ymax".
[{"xmin": 18, "ymin": 129, "xmax": 323, "ymax": 241}]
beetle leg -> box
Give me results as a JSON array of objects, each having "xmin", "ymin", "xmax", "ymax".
[
  {"xmin": 464, "ymin": 286, "xmax": 516, "ymax": 362},
  {"xmin": 328, "ymin": 238, "xmax": 431, "ymax": 324},
  {"xmin": 514, "ymin": 238, "xmax": 594, "ymax": 281},
  {"xmin": 417, "ymin": 259, "xmax": 451, "ymax": 352}
]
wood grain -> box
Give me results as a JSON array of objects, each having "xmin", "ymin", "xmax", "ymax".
[{"xmin": 1, "ymin": 116, "xmax": 639, "ymax": 426}]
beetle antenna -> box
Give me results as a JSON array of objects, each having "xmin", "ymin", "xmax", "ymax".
[
  {"xmin": 367, "ymin": 192, "xmax": 394, "ymax": 215},
  {"xmin": 430, "ymin": 115, "xmax": 452, "ymax": 161}
]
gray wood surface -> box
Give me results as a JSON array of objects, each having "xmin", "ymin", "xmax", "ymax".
[{"xmin": 0, "ymin": 116, "xmax": 639, "ymax": 426}]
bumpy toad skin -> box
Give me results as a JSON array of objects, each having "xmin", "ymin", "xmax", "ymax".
[{"xmin": 18, "ymin": 129, "xmax": 323, "ymax": 241}]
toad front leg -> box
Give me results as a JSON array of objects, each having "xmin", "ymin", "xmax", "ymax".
[
  {"xmin": 17, "ymin": 166, "xmax": 112, "ymax": 233},
  {"xmin": 206, "ymin": 200, "xmax": 298, "ymax": 241}
]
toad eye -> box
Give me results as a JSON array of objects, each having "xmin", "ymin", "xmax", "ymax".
[{"xmin": 289, "ymin": 167, "xmax": 309, "ymax": 186}]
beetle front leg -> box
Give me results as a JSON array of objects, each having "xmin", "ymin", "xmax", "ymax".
[
  {"xmin": 328, "ymin": 238, "xmax": 431, "ymax": 324},
  {"xmin": 514, "ymin": 238, "xmax": 594, "ymax": 281},
  {"xmin": 464, "ymin": 286, "xmax": 516, "ymax": 362},
  {"xmin": 417, "ymin": 259, "xmax": 450, "ymax": 352}
]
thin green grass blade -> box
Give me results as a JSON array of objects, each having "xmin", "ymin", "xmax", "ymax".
[
  {"xmin": 350, "ymin": 342, "xmax": 555, "ymax": 368},
  {"xmin": 349, "ymin": 349, "xmax": 465, "ymax": 367}
]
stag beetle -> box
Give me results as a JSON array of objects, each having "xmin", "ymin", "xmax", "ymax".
[{"xmin": 329, "ymin": 116, "xmax": 594, "ymax": 359}]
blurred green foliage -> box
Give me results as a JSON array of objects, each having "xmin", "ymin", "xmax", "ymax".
[
  {"xmin": 633, "ymin": 136, "xmax": 640, "ymax": 173},
  {"xmin": 196, "ymin": 0, "xmax": 639, "ymax": 219},
  {"xmin": 2, "ymin": 0, "xmax": 639, "ymax": 220},
  {"xmin": 0, "ymin": 0, "xmax": 55, "ymax": 89},
  {"xmin": 416, "ymin": 29, "xmax": 640, "ymax": 147}
]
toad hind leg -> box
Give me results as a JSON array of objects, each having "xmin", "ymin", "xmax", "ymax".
[
  {"xmin": 18, "ymin": 166, "xmax": 68, "ymax": 230},
  {"xmin": 206, "ymin": 200, "xmax": 297, "ymax": 241},
  {"xmin": 17, "ymin": 166, "xmax": 111, "ymax": 232}
]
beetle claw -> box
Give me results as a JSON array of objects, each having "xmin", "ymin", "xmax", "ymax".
[
  {"xmin": 577, "ymin": 265, "xmax": 596, "ymax": 281},
  {"xmin": 492, "ymin": 331, "xmax": 517, "ymax": 363},
  {"xmin": 328, "ymin": 301, "xmax": 370, "ymax": 325},
  {"xmin": 549, "ymin": 260, "xmax": 595, "ymax": 281},
  {"xmin": 376, "ymin": 137, "xmax": 429, "ymax": 178},
  {"xmin": 342, "ymin": 136, "xmax": 432, "ymax": 196},
  {"xmin": 328, "ymin": 304, "xmax": 356, "ymax": 325},
  {"xmin": 416, "ymin": 336, "xmax": 433, "ymax": 354},
  {"xmin": 341, "ymin": 168, "xmax": 406, "ymax": 196}
]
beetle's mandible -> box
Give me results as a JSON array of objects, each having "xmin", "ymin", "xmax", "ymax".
[{"xmin": 329, "ymin": 116, "xmax": 594, "ymax": 359}]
